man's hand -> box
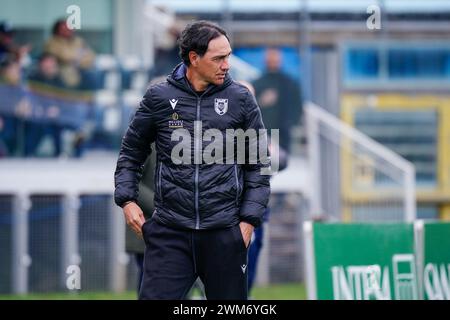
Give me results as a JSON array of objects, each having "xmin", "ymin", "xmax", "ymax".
[
  {"xmin": 239, "ymin": 221, "xmax": 254, "ymax": 248},
  {"xmin": 123, "ymin": 202, "xmax": 146, "ymax": 238}
]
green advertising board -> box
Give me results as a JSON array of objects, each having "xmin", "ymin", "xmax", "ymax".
[
  {"xmin": 306, "ymin": 221, "xmax": 450, "ymax": 300},
  {"xmin": 423, "ymin": 222, "xmax": 450, "ymax": 300},
  {"xmin": 310, "ymin": 223, "xmax": 416, "ymax": 300}
]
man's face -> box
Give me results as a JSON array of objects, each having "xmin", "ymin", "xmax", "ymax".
[
  {"xmin": 266, "ymin": 49, "xmax": 281, "ymax": 72},
  {"xmin": 58, "ymin": 22, "xmax": 73, "ymax": 38},
  {"xmin": 40, "ymin": 56, "xmax": 58, "ymax": 78},
  {"xmin": 194, "ymin": 35, "xmax": 232, "ymax": 86}
]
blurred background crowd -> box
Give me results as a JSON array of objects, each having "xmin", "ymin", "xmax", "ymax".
[{"xmin": 0, "ymin": 0, "xmax": 308, "ymax": 160}]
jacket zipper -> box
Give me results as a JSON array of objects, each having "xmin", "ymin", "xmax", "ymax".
[
  {"xmin": 194, "ymin": 98, "xmax": 201, "ymax": 229},
  {"xmin": 189, "ymin": 84, "xmax": 211, "ymax": 230},
  {"xmin": 234, "ymin": 164, "xmax": 240, "ymax": 207}
]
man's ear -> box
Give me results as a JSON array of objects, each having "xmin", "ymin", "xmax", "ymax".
[{"xmin": 189, "ymin": 51, "xmax": 199, "ymax": 67}]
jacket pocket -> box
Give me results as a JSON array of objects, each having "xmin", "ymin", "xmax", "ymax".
[
  {"xmin": 140, "ymin": 216, "xmax": 152, "ymax": 236},
  {"xmin": 233, "ymin": 224, "xmax": 248, "ymax": 250}
]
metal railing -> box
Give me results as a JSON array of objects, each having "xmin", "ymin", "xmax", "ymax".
[
  {"xmin": 0, "ymin": 155, "xmax": 128, "ymax": 294},
  {"xmin": 305, "ymin": 102, "xmax": 416, "ymax": 222}
]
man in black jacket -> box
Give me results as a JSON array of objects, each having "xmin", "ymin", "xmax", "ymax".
[
  {"xmin": 253, "ymin": 48, "xmax": 302, "ymax": 153},
  {"xmin": 114, "ymin": 21, "xmax": 270, "ymax": 300}
]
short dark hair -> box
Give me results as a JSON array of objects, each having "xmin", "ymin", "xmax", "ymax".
[
  {"xmin": 178, "ymin": 21, "xmax": 229, "ymax": 66},
  {"xmin": 52, "ymin": 19, "xmax": 66, "ymax": 35}
]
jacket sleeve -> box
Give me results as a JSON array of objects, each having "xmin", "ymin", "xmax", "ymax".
[
  {"xmin": 136, "ymin": 150, "xmax": 157, "ymax": 218},
  {"xmin": 114, "ymin": 89, "xmax": 156, "ymax": 208},
  {"xmin": 239, "ymin": 90, "xmax": 271, "ymax": 227}
]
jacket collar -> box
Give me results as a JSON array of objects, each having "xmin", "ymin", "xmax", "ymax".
[{"xmin": 167, "ymin": 63, "xmax": 233, "ymax": 97}]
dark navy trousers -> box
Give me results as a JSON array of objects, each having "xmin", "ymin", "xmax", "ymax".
[{"xmin": 139, "ymin": 217, "xmax": 248, "ymax": 300}]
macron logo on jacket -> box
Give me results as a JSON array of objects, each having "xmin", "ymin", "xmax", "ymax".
[{"xmin": 169, "ymin": 99, "xmax": 178, "ymax": 109}]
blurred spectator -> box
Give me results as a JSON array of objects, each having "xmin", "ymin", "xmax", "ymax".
[
  {"xmin": 44, "ymin": 19, "xmax": 96, "ymax": 89},
  {"xmin": 0, "ymin": 54, "xmax": 21, "ymax": 85},
  {"xmin": 0, "ymin": 55, "xmax": 22, "ymax": 156},
  {"xmin": 252, "ymin": 48, "xmax": 302, "ymax": 153},
  {"xmin": 151, "ymin": 24, "xmax": 181, "ymax": 78},
  {"xmin": 250, "ymin": 49, "xmax": 301, "ymax": 292},
  {"xmin": 0, "ymin": 21, "xmax": 31, "ymax": 65},
  {"xmin": 25, "ymin": 53, "xmax": 65, "ymax": 157},
  {"xmin": 28, "ymin": 53, "xmax": 63, "ymax": 87}
]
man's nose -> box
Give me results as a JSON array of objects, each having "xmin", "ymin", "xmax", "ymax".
[{"xmin": 221, "ymin": 58, "xmax": 230, "ymax": 71}]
